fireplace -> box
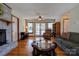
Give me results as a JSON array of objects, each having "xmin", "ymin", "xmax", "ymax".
[{"xmin": 0, "ymin": 29, "xmax": 6, "ymax": 46}]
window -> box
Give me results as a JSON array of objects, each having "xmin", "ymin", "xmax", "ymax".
[
  {"xmin": 27, "ymin": 23, "xmax": 33, "ymax": 33},
  {"xmin": 48, "ymin": 23, "xmax": 53, "ymax": 30}
]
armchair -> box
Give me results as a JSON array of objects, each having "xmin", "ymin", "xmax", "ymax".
[{"xmin": 43, "ymin": 29, "xmax": 53, "ymax": 40}]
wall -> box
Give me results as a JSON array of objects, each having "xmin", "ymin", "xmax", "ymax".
[
  {"xmin": 69, "ymin": 5, "xmax": 79, "ymax": 33},
  {"xmin": 61, "ymin": 5, "xmax": 79, "ymax": 35},
  {"xmin": 27, "ymin": 19, "xmax": 55, "ymax": 23},
  {"xmin": 12, "ymin": 10, "xmax": 25, "ymax": 32},
  {"xmin": 19, "ymin": 17, "xmax": 24, "ymax": 32}
]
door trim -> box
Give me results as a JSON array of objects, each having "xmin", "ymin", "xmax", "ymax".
[{"xmin": 12, "ymin": 15, "xmax": 20, "ymax": 41}]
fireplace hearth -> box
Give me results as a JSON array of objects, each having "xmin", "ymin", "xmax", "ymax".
[{"xmin": 0, "ymin": 29, "xmax": 6, "ymax": 46}]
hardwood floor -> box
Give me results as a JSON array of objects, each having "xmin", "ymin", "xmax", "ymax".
[{"xmin": 6, "ymin": 37, "xmax": 65, "ymax": 56}]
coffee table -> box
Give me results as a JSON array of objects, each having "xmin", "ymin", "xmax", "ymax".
[{"xmin": 32, "ymin": 38, "xmax": 57, "ymax": 56}]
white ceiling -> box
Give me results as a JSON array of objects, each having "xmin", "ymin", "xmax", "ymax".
[{"xmin": 6, "ymin": 3, "xmax": 79, "ymax": 19}]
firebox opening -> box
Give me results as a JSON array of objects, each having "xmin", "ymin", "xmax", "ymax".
[{"xmin": 0, "ymin": 29, "xmax": 6, "ymax": 46}]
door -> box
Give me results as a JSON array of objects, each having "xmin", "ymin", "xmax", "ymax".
[
  {"xmin": 35, "ymin": 23, "xmax": 45, "ymax": 36},
  {"xmin": 40, "ymin": 23, "xmax": 45, "ymax": 35},
  {"xmin": 35, "ymin": 23, "xmax": 40, "ymax": 36},
  {"xmin": 64, "ymin": 20, "xmax": 69, "ymax": 33}
]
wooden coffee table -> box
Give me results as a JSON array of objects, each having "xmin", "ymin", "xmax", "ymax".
[{"xmin": 32, "ymin": 38, "xmax": 57, "ymax": 56}]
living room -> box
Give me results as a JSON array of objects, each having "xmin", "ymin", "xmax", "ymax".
[{"xmin": 0, "ymin": 3, "xmax": 79, "ymax": 56}]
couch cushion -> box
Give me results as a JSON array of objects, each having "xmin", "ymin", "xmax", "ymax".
[
  {"xmin": 62, "ymin": 32, "xmax": 70, "ymax": 40},
  {"xmin": 61, "ymin": 39, "xmax": 79, "ymax": 48},
  {"xmin": 69, "ymin": 32, "xmax": 79, "ymax": 43}
]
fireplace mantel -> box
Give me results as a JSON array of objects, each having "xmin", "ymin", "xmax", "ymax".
[{"xmin": 0, "ymin": 18, "xmax": 14, "ymax": 25}]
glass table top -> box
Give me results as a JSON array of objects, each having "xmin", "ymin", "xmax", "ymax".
[{"xmin": 32, "ymin": 38, "xmax": 55, "ymax": 50}]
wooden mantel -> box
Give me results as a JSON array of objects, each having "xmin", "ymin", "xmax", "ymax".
[{"xmin": 0, "ymin": 18, "xmax": 14, "ymax": 25}]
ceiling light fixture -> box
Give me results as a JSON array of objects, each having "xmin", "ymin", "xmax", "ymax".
[{"xmin": 38, "ymin": 16, "xmax": 42, "ymax": 20}]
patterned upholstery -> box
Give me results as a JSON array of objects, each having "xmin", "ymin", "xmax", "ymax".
[{"xmin": 43, "ymin": 29, "xmax": 52, "ymax": 40}]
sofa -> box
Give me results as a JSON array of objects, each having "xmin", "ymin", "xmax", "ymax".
[{"xmin": 56, "ymin": 32, "xmax": 79, "ymax": 56}]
